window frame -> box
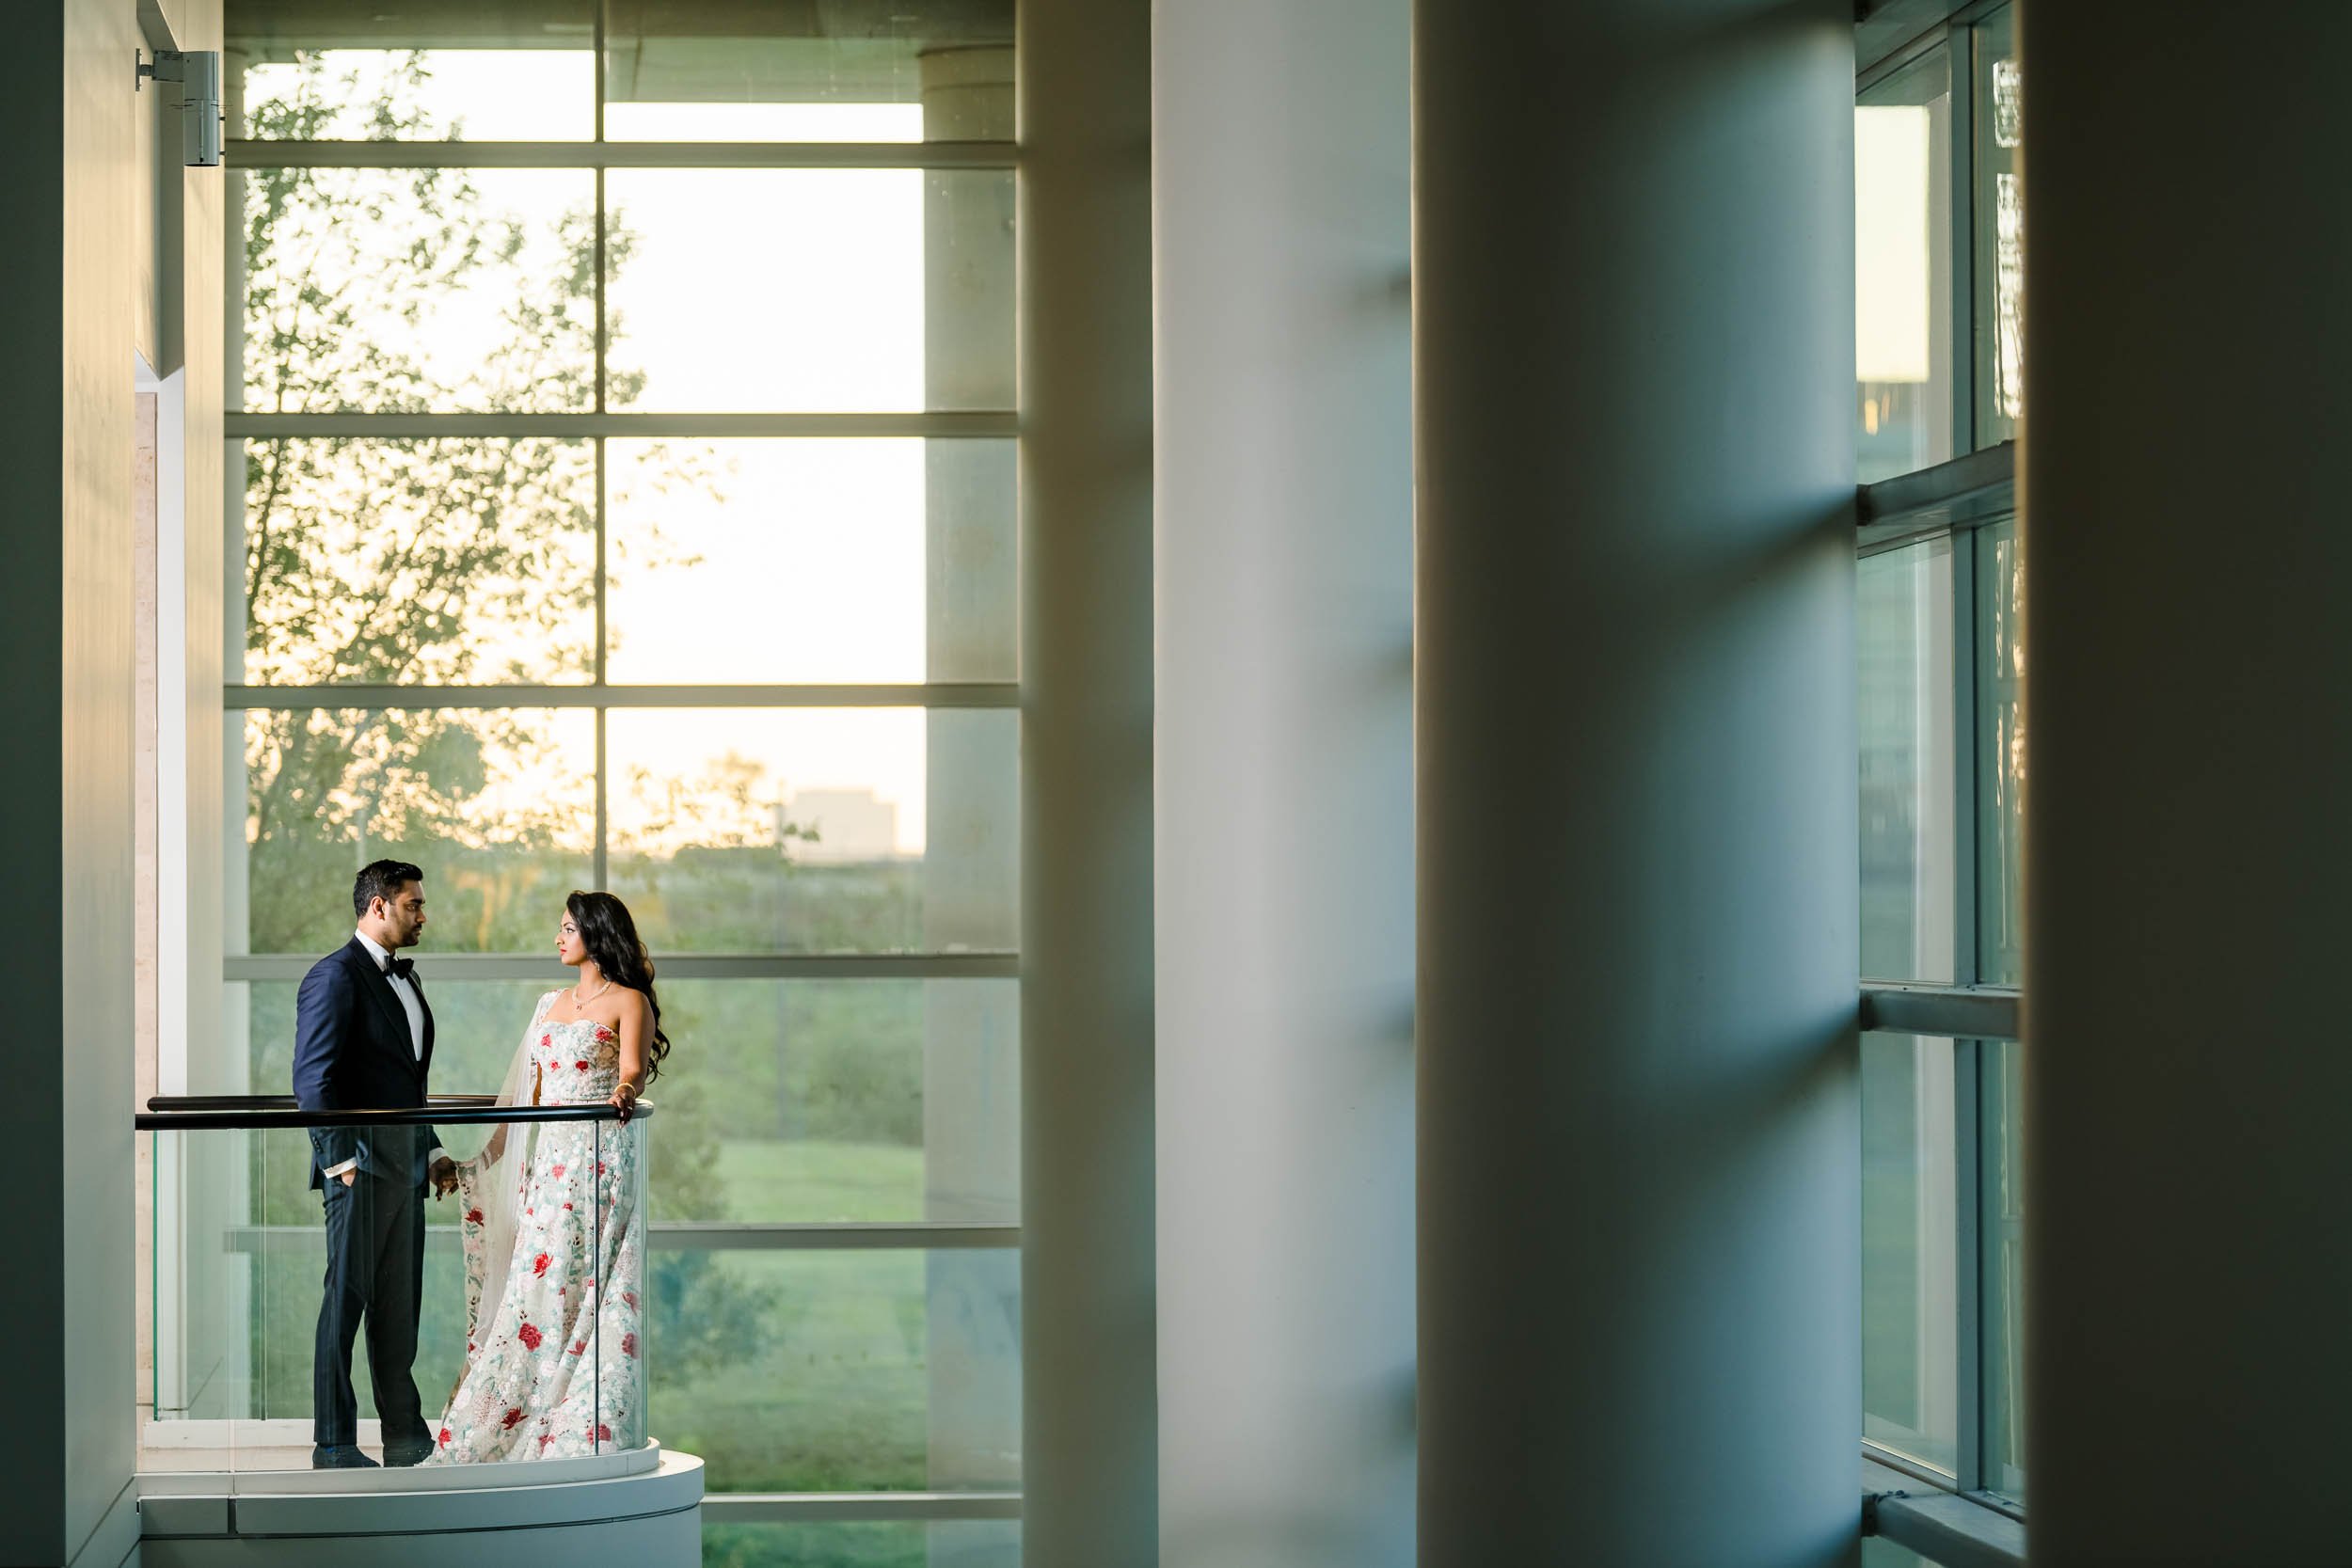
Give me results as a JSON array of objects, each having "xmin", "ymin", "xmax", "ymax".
[
  {"xmin": 219, "ymin": 8, "xmax": 1023, "ymax": 1521},
  {"xmin": 1855, "ymin": 0, "xmax": 2028, "ymax": 1551}
]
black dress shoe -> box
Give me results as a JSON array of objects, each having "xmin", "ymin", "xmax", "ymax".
[
  {"xmin": 311, "ymin": 1444, "xmax": 381, "ymax": 1469},
  {"xmin": 382, "ymin": 1441, "xmax": 436, "ymax": 1467}
]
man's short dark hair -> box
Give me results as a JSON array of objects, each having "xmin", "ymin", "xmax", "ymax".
[{"xmin": 354, "ymin": 860, "xmax": 425, "ymax": 919}]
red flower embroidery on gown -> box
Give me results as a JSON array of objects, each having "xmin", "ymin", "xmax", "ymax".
[{"xmin": 423, "ymin": 990, "xmax": 647, "ymax": 1465}]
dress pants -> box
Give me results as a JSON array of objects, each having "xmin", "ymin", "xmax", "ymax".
[{"xmin": 314, "ymin": 1169, "xmax": 430, "ymax": 1449}]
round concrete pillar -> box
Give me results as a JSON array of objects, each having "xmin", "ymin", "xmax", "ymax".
[
  {"xmin": 1017, "ymin": 0, "xmax": 1159, "ymax": 1561},
  {"xmin": 1153, "ymin": 2, "xmax": 1414, "ymax": 1564},
  {"xmin": 1413, "ymin": 3, "xmax": 1859, "ymax": 1562}
]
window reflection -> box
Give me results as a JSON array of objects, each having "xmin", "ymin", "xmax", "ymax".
[
  {"xmin": 600, "ymin": 0, "xmax": 1011, "ymax": 143},
  {"xmin": 1863, "ymin": 1033, "xmax": 1961, "ymax": 1476},
  {"xmin": 1856, "ymin": 50, "xmax": 1956, "ymax": 483},
  {"xmin": 1859, "ymin": 540, "xmax": 1959, "ymax": 984},
  {"xmin": 701, "ymin": 1522, "xmax": 1020, "ymax": 1565},
  {"xmin": 604, "ymin": 708, "xmax": 1017, "ymax": 955},
  {"xmin": 236, "ymin": 164, "xmax": 597, "ymax": 414},
  {"xmin": 605, "ymin": 170, "xmax": 1014, "ymax": 414},
  {"xmin": 650, "ymin": 1250, "xmax": 1020, "ymax": 1493},
  {"xmin": 241, "ymin": 438, "xmax": 597, "ymax": 686},
  {"xmin": 1977, "ymin": 520, "xmax": 2026, "ymax": 985},
  {"xmin": 604, "ymin": 437, "xmax": 1014, "ymax": 686},
  {"xmin": 1981, "ymin": 1037, "xmax": 2027, "ymax": 1501},
  {"xmin": 240, "ymin": 708, "xmax": 596, "ymax": 955},
  {"xmin": 1975, "ymin": 5, "xmax": 2024, "ymax": 444},
  {"xmin": 235, "ymin": 49, "xmax": 596, "ymax": 142},
  {"xmin": 649, "ymin": 980, "xmax": 1017, "ymax": 1226}
]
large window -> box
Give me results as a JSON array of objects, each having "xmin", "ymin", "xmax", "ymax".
[
  {"xmin": 223, "ymin": 2, "xmax": 1020, "ymax": 1556},
  {"xmin": 1856, "ymin": 0, "xmax": 2026, "ymax": 1533},
  {"xmin": 1855, "ymin": 4, "xmax": 2025, "ymax": 480}
]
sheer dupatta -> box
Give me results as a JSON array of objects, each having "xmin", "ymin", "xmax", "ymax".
[{"xmin": 449, "ymin": 993, "xmax": 549, "ymax": 1371}]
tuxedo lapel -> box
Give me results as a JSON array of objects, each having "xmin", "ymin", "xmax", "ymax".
[
  {"xmin": 343, "ymin": 939, "xmax": 415, "ymax": 1065},
  {"xmin": 413, "ymin": 971, "xmax": 436, "ymax": 1084}
]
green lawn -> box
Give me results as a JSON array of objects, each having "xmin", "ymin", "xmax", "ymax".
[
  {"xmin": 707, "ymin": 1138, "xmax": 926, "ymax": 1224},
  {"xmin": 701, "ymin": 1521, "xmax": 1018, "ymax": 1568},
  {"xmin": 240, "ymin": 1136, "xmax": 1015, "ymax": 1500}
]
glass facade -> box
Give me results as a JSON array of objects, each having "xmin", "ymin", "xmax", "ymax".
[
  {"xmin": 1859, "ymin": 539, "xmax": 1958, "ymax": 985},
  {"xmin": 215, "ymin": 0, "xmax": 1020, "ymax": 1547},
  {"xmin": 1854, "ymin": 529, "xmax": 2028, "ymax": 1502},
  {"xmin": 1855, "ymin": 0, "xmax": 2023, "ymax": 479},
  {"xmin": 1981, "ymin": 1037, "xmax": 2028, "ymax": 1501},
  {"xmin": 1856, "ymin": 531, "xmax": 2027, "ymax": 1497},
  {"xmin": 1862, "ymin": 1032, "xmax": 1960, "ymax": 1474},
  {"xmin": 1857, "ymin": 0, "xmax": 2028, "ymax": 1526}
]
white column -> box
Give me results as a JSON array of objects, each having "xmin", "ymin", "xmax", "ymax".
[
  {"xmin": 1018, "ymin": 0, "xmax": 1159, "ymax": 1560},
  {"xmin": 2021, "ymin": 8, "xmax": 2352, "ymax": 1561},
  {"xmin": 1413, "ymin": 2, "xmax": 1858, "ymax": 1562},
  {"xmin": 1152, "ymin": 3, "xmax": 1414, "ymax": 1566},
  {"xmin": 0, "ymin": 1, "xmax": 143, "ymax": 1560}
]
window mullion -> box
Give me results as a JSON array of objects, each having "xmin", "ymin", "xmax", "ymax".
[
  {"xmin": 1953, "ymin": 1037, "xmax": 1985, "ymax": 1494},
  {"xmin": 1947, "ymin": 18, "xmax": 1979, "ymax": 455}
]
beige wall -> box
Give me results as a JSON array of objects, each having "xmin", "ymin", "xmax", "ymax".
[
  {"xmin": 57, "ymin": 0, "xmax": 141, "ymax": 1552},
  {"xmin": 177, "ymin": 6, "xmax": 227, "ymax": 1114},
  {"xmin": 135, "ymin": 389, "xmax": 161, "ymax": 1433}
]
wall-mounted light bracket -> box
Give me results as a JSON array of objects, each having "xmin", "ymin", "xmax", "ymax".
[{"xmin": 135, "ymin": 49, "xmax": 224, "ymax": 167}]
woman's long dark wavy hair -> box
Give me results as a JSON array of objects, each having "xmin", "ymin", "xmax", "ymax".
[{"xmin": 567, "ymin": 890, "xmax": 672, "ymax": 1085}]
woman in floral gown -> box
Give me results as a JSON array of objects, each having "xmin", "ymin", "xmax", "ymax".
[{"xmin": 426, "ymin": 891, "xmax": 672, "ymax": 1464}]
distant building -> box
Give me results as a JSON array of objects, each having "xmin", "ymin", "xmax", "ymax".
[{"xmin": 776, "ymin": 787, "xmax": 900, "ymax": 863}]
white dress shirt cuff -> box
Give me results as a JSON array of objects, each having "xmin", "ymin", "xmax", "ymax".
[{"xmin": 324, "ymin": 1153, "xmax": 444, "ymax": 1179}]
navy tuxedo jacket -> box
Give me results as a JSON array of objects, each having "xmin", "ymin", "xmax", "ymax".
[{"xmin": 291, "ymin": 937, "xmax": 440, "ymax": 1190}]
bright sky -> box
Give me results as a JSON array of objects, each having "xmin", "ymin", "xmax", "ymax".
[
  {"xmin": 245, "ymin": 51, "xmax": 1000, "ymax": 856},
  {"xmin": 1855, "ymin": 103, "xmax": 1932, "ymax": 386}
]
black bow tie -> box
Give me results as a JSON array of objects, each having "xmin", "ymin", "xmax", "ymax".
[{"xmin": 385, "ymin": 956, "xmax": 416, "ymax": 981}]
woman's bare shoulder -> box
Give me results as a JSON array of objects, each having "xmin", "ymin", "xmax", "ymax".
[{"xmin": 591, "ymin": 984, "xmax": 652, "ymax": 1022}]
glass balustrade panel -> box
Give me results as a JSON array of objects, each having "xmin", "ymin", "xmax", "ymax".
[{"xmin": 143, "ymin": 1108, "xmax": 649, "ymax": 1473}]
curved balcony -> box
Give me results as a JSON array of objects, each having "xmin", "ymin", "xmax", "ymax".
[{"xmin": 135, "ymin": 1097, "xmax": 702, "ymax": 1566}]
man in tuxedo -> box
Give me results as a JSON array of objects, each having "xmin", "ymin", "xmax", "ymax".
[{"xmin": 292, "ymin": 859, "xmax": 458, "ymax": 1468}]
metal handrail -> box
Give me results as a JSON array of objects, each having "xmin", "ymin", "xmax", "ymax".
[
  {"xmin": 135, "ymin": 1098, "xmax": 653, "ymax": 1132},
  {"xmin": 148, "ymin": 1093, "xmax": 499, "ymax": 1111}
]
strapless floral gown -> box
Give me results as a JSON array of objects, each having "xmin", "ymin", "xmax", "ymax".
[{"xmin": 426, "ymin": 991, "xmax": 646, "ymax": 1462}]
